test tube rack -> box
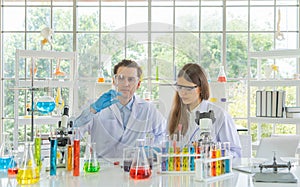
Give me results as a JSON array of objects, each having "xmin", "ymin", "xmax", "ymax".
[
  {"xmin": 156, "ymin": 152, "xmax": 203, "ymax": 174},
  {"xmin": 156, "ymin": 151, "xmax": 233, "ymax": 181},
  {"xmin": 194, "ymin": 155, "xmax": 233, "ymax": 182}
]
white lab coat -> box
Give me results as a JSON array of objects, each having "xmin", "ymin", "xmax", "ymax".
[
  {"xmin": 186, "ymin": 100, "xmax": 242, "ymax": 158},
  {"xmin": 75, "ymin": 95, "xmax": 166, "ymax": 158}
]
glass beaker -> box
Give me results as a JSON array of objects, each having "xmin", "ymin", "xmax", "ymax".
[
  {"xmin": 0, "ymin": 133, "xmax": 13, "ymax": 177},
  {"xmin": 83, "ymin": 142, "xmax": 100, "ymax": 173},
  {"xmin": 17, "ymin": 142, "xmax": 40, "ymax": 185},
  {"xmin": 129, "ymin": 139, "xmax": 152, "ymax": 180},
  {"xmin": 36, "ymin": 95, "xmax": 56, "ymax": 114},
  {"xmin": 123, "ymin": 147, "xmax": 136, "ymax": 172}
]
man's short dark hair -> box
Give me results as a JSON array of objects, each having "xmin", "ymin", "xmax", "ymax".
[{"xmin": 113, "ymin": 59, "xmax": 142, "ymax": 78}]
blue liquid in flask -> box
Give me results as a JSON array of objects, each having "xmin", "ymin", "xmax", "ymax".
[
  {"xmin": 36, "ymin": 96, "xmax": 55, "ymax": 114},
  {"xmin": 0, "ymin": 157, "xmax": 13, "ymax": 169}
]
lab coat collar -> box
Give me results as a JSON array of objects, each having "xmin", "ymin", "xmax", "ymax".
[
  {"xmin": 190, "ymin": 100, "xmax": 210, "ymax": 114},
  {"xmin": 109, "ymin": 94, "xmax": 145, "ymax": 129},
  {"xmin": 125, "ymin": 94, "xmax": 145, "ymax": 129}
]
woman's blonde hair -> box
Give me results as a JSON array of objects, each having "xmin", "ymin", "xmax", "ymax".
[{"xmin": 168, "ymin": 63, "xmax": 210, "ymax": 136}]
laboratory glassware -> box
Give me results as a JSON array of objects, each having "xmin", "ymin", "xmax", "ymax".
[
  {"xmin": 0, "ymin": 133, "xmax": 13, "ymax": 177},
  {"xmin": 50, "ymin": 132, "xmax": 57, "ymax": 176},
  {"xmin": 7, "ymin": 150, "xmax": 19, "ymax": 177},
  {"xmin": 73, "ymin": 127, "xmax": 80, "ymax": 176},
  {"xmin": 54, "ymin": 59, "xmax": 66, "ymax": 77},
  {"xmin": 66, "ymin": 139, "xmax": 73, "ymax": 171},
  {"xmin": 129, "ymin": 139, "xmax": 152, "ymax": 180},
  {"xmin": 17, "ymin": 142, "xmax": 40, "ymax": 185},
  {"xmin": 217, "ymin": 65, "xmax": 227, "ymax": 82},
  {"xmin": 36, "ymin": 95, "xmax": 56, "ymax": 114},
  {"xmin": 83, "ymin": 142, "xmax": 100, "ymax": 173},
  {"xmin": 55, "ymin": 87, "xmax": 65, "ymax": 115},
  {"xmin": 123, "ymin": 147, "xmax": 136, "ymax": 172},
  {"xmin": 34, "ymin": 128, "xmax": 42, "ymax": 171}
]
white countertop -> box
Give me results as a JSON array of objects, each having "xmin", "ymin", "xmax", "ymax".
[{"xmin": 1, "ymin": 158, "xmax": 300, "ymax": 187}]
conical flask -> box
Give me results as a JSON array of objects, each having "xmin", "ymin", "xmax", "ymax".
[
  {"xmin": 7, "ymin": 150, "xmax": 19, "ymax": 178},
  {"xmin": 0, "ymin": 133, "xmax": 13, "ymax": 177},
  {"xmin": 217, "ymin": 65, "xmax": 227, "ymax": 82},
  {"xmin": 129, "ymin": 139, "xmax": 152, "ymax": 180},
  {"xmin": 83, "ymin": 142, "xmax": 100, "ymax": 173},
  {"xmin": 17, "ymin": 142, "xmax": 40, "ymax": 185}
]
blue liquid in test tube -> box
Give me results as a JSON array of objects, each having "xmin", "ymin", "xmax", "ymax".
[
  {"xmin": 189, "ymin": 145, "xmax": 195, "ymax": 171},
  {"xmin": 50, "ymin": 138, "xmax": 57, "ymax": 176}
]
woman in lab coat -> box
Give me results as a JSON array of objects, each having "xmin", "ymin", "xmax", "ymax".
[
  {"xmin": 168, "ymin": 63, "xmax": 241, "ymax": 158},
  {"xmin": 75, "ymin": 59, "xmax": 166, "ymax": 158}
]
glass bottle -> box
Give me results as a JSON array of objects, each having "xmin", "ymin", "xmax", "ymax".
[
  {"xmin": 83, "ymin": 142, "xmax": 100, "ymax": 173},
  {"xmin": 17, "ymin": 142, "xmax": 40, "ymax": 185},
  {"xmin": 129, "ymin": 139, "xmax": 152, "ymax": 180},
  {"xmin": 0, "ymin": 133, "xmax": 13, "ymax": 177},
  {"xmin": 217, "ymin": 65, "xmax": 227, "ymax": 82}
]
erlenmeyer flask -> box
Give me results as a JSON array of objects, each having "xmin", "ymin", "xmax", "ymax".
[
  {"xmin": 17, "ymin": 142, "xmax": 40, "ymax": 185},
  {"xmin": 217, "ymin": 65, "xmax": 227, "ymax": 82},
  {"xmin": 8, "ymin": 150, "xmax": 19, "ymax": 178},
  {"xmin": 83, "ymin": 142, "xmax": 100, "ymax": 173},
  {"xmin": 129, "ymin": 139, "xmax": 152, "ymax": 180},
  {"xmin": 0, "ymin": 133, "xmax": 13, "ymax": 177}
]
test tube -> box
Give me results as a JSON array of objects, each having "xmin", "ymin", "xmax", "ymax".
[
  {"xmin": 34, "ymin": 127, "xmax": 42, "ymax": 171},
  {"xmin": 168, "ymin": 140, "xmax": 174, "ymax": 171},
  {"xmin": 216, "ymin": 142, "xmax": 222, "ymax": 176},
  {"xmin": 189, "ymin": 144, "xmax": 195, "ymax": 171},
  {"xmin": 66, "ymin": 140, "xmax": 72, "ymax": 171},
  {"xmin": 182, "ymin": 145, "xmax": 189, "ymax": 171},
  {"xmin": 50, "ymin": 131, "xmax": 57, "ymax": 176},
  {"xmin": 161, "ymin": 137, "xmax": 168, "ymax": 172},
  {"xmin": 210, "ymin": 144, "xmax": 217, "ymax": 177},
  {"xmin": 223, "ymin": 142, "xmax": 231, "ymax": 173},
  {"xmin": 73, "ymin": 127, "xmax": 80, "ymax": 176}
]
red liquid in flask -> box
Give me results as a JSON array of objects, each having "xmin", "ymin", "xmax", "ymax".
[
  {"xmin": 217, "ymin": 76, "xmax": 227, "ymax": 82},
  {"xmin": 129, "ymin": 167, "xmax": 151, "ymax": 180},
  {"xmin": 8, "ymin": 168, "xmax": 18, "ymax": 175}
]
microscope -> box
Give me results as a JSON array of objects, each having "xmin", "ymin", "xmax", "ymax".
[
  {"xmin": 195, "ymin": 110, "xmax": 215, "ymax": 144},
  {"xmin": 55, "ymin": 105, "xmax": 73, "ymax": 168}
]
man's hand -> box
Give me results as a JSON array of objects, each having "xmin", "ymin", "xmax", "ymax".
[{"xmin": 90, "ymin": 89, "xmax": 122, "ymax": 113}]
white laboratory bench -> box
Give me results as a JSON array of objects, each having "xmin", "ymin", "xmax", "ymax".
[{"xmin": 1, "ymin": 158, "xmax": 300, "ymax": 187}]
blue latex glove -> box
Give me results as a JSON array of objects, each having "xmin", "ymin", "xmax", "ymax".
[{"xmin": 90, "ymin": 89, "xmax": 122, "ymax": 113}]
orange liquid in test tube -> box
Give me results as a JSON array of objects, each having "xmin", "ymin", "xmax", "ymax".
[{"xmin": 73, "ymin": 139, "xmax": 80, "ymax": 176}]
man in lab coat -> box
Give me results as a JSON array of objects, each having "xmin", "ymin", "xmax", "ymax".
[{"xmin": 74, "ymin": 59, "xmax": 166, "ymax": 158}]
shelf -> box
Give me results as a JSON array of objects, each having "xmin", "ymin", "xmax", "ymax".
[
  {"xmin": 18, "ymin": 116, "xmax": 61, "ymax": 125},
  {"xmin": 249, "ymin": 117, "xmax": 300, "ymax": 124},
  {"xmin": 249, "ymin": 80, "xmax": 300, "ymax": 87},
  {"xmin": 249, "ymin": 49, "xmax": 300, "ymax": 59},
  {"xmin": 17, "ymin": 79, "xmax": 74, "ymax": 88},
  {"xmin": 17, "ymin": 49, "xmax": 76, "ymax": 60}
]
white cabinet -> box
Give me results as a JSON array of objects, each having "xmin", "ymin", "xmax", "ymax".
[
  {"xmin": 13, "ymin": 49, "xmax": 77, "ymax": 149},
  {"xmin": 247, "ymin": 49, "xmax": 300, "ymax": 142}
]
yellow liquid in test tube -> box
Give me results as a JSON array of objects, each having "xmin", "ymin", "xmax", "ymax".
[
  {"xmin": 182, "ymin": 146, "xmax": 189, "ymax": 171},
  {"xmin": 17, "ymin": 167, "xmax": 40, "ymax": 185}
]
